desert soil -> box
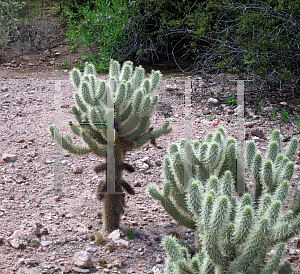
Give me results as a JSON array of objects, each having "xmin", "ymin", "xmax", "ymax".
[{"xmin": 0, "ymin": 62, "xmax": 300, "ymax": 274}]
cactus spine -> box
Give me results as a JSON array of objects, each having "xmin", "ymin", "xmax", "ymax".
[
  {"xmin": 49, "ymin": 60, "xmax": 172, "ymax": 232},
  {"xmin": 149, "ymin": 128, "xmax": 299, "ymax": 273}
]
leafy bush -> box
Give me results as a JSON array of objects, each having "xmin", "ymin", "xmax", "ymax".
[
  {"xmin": 128, "ymin": 0, "xmax": 300, "ymax": 95},
  {"xmin": 0, "ymin": 0, "xmax": 27, "ymax": 51},
  {"xmin": 64, "ymin": 0, "xmax": 134, "ymax": 72}
]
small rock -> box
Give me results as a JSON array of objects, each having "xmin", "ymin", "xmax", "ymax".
[
  {"xmin": 40, "ymin": 241, "xmax": 52, "ymax": 247},
  {"xmin": 245, "ymin": 122, "xmax": 253, "ymax": 128},
  {"xmin": 49, "ymin": 61, "xmax": 55, "ymax": 65},
  {"xmin": 28, "ymin": 63, "xmax": 34, "ymax": 66},
  {"xmin": 25, "ymin": 258, "xmax": 37, "ymax": 266},
  {"xmin": 152, "ymin": 235, "xmax": 161, "ymax": 241},
  {"xmin": 18, "ymin": 174, "xmax": 27, "ymax": 180},
  {"xmin": 72, "ymin": 266, "xmax": 90, "ymax": 273},
  {"xmin": 155, "ymin": 160, "xmax": 162, "ymax": 166},
  {"xmin": 141, "ymin": 156, "xmax": 150, "ymax": 164},
  {"xmin": 166, "ymin": 84, "xmax": 177, "ymax": 91},
  {"xmin": 289, "ymin": 249, "xmax": 298, "ymax": 255},
  {"xmin": 17, "ymin": 138, "xmax": 25, "ymax": 143},
  {"xmin": 8, "ymin": 230, "xmax": 27, "ymax": 249},
  {"xmin": 40, "ymin": 228, "xmax": 49, "ymax": 235},
  {"xmin": 86, "ymin": 247, "xmax": 97, "ymax": 253},
  {"xmin": 126, "ymin": 269, "xmax": 136, "ymax": 274},
  {"xmin": 135, "ymin": 160, "xmax": 149, "ymax": 170},
  {"xmin": 105, "ymin": 242, "xmax": 116, "ymax": 252},
  {"xmin": 112, "ymin": 259, "xmax": 122, "ymax": 268},
  {"xmin": 207, "ymin": 98, "xmax": 220, "ymax": 105},
  {"xmin": 1, "ymin": 87, "xmax": 8, "ymax": 91},
  {"xmin": 73, "ymin": 250, "xmax": 94, "ymax": 269},
  {"xmin": 77, "ymin": 227, "xmax": 89, "ymax": 233},
  {"xmin": 62, "ymin": 160, "xmax": 68, "ymax": 165},
  {"xmin": 116, "ymin": 239, "xmax": 129, "ymax": 248},
  {"xmin": 133, "ymin": 181, "xmax": 142, "ymax": 187},
  {"xmin": 155, "ymin": 255, "xmax": 164, "ymax": 264},
  {"xmin": 152, "ymin": 265, "xmax": 162, "ymax": 274},
  {"xmin": 65, "ymin": 213, "xmax": 76, "ymax": 218},
  {"xmin": 45, "ymin": 159, "xmax": 55, "ymax": 164},
  {"xmin": 263, "ymin": 106, "xmax": 273, "ymax": 112},
  {"xmin": 18, "ymin": 258, "xmax": 25, "ymax": 265},
  {"xmin": 1, "ymin": 153, "xmax": 18, "ymax": 162},
  {"xmin": 72, "ymin": 166, "xmax": 84, "ymax": 174},
  {"xmin": 54, "ymin": 194, "xmax": 63, "ymax": 202},
  {"xmin": 251, "ymin": 128, "xmax": 264, "ymax": 138},
  {"xmin": 108, "ymin": 229, "xmax": 121, "ymax": 241}
]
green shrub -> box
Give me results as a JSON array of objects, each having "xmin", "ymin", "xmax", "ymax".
[
  {"xmin": 129, "ymin": 0, "xmax": 300, "ymax": 94},
  {"xmin": 64, "ymin": 0, "xmax": 134, "ymax": 73},
  {"xmin": 0, "ymin": 0, "xmax": 27, "ymax": 51}
]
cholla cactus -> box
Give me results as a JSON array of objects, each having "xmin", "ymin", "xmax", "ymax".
[
  {"xmin": 155, "ymin": 130, "xmax": 299, "ymax": 273},
  {"xmin": 246, "ymin": 129, "xmax": 298, "ymax": 205},
  {"xmin": 49, "ymin": 60, "xmax": 172, "ymax": 232},
  {"xmin": 148, "ymin": 126, "xmax": 237, "ymax": 229}
]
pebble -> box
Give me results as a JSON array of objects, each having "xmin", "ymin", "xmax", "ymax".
[
  {"xmin": 86, "ymin": 247, "xmax": 97, "ymax": 253},
  {"xmin": 155, "ymin": 255, "xmax": 164, "ymax": 264},
  {"xmin": 116, "ymin": 239, "xmax": 129, "ymax": 248},
  {"xmin": 40, "ymin": 240, "xmax": 52, "ymax": 247},
  {"xmin": 8, "ymin": 230, "xmax": 27, "ymax": 249},
  {"xmin": 108, "ymin": 229, "xmax": 121, "ymax": 241},
  {"xmin": 72, "ymin": 166, "xmax": 84, "ymax": 174},
  {"xmin": 133, "ymin": 181, "xmax": 142, "ymax": 187},
  {"xmin": 45, "ymin": 159, "xmax": 55, "ymax": 164},
  {"xmin": 207, "ymin": 98, "xmax": 219, "ymax": 105},
  {"xmin": 1, "ymin": 153, "xmax": 18, "ymax": 162},
  {"xmin": 73, "ymin": 250, "xmax": 94, "ymax": 268},
  {"xmin": 166, "ymin": 84, "xmax": 177, "ymax": 91},
  {"xmin": 245, "ymin": 122, "xmax": 253, "ymax": 128},
  {"xmin": 250, "ymin": 128, "xmax": 264, "ymax": 138},
  {"xmin": 25, "ymin": 258, "xmax": 37, "ymax": 266},
  {"xmin": 105, "ymin": 242, "xmax": 116, "ymax": 252},
  {"xmin": 152, "ymin": 265, "xmax": 162, "ymax": 274},
  {"xmin": 135, "ymin": 160, "xmax": 149, "ymax": 170},
  {"xmin": 112, "ymin": 259, "xmax": 122, "ymax": 268},
  {"xmin": 155, "ymin": 160, "xmax": 162, "ymax": 166},
  {"xmin": 72, "ymin": 266, "xmax": 90, "ymax": 273},
  {"xmin": 18, "ymin": 258, "xmax": 25, "ymax": 265}
]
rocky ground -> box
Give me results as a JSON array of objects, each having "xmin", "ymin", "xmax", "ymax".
[{"xmin": 0, "ymin": 64, "xmax": 300, "ymax": 274}]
